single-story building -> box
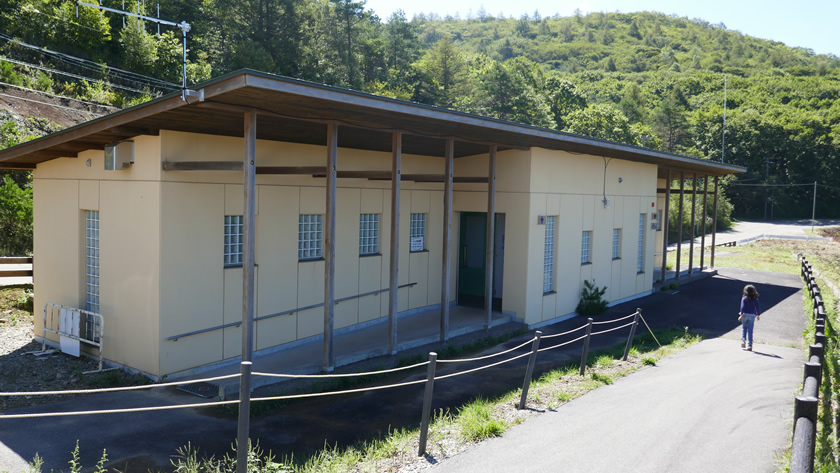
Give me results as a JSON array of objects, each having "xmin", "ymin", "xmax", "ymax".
[{"xmin": 0, "ymin": 70, "xmax": 744, "ymax": 379}]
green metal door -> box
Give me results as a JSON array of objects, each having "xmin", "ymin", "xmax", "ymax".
[{"xmin": 458, "ymin": 212, "xmax": 486, "ymax": 308}]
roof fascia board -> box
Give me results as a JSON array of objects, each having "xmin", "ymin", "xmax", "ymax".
[{"xmin": 238, "ymin": 72, "xmax": 743, "ymax": 175}]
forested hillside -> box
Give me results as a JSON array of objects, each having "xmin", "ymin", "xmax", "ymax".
[{"xmin": 1, "ymin": 1, "xmax": 840, "ymax": 227}]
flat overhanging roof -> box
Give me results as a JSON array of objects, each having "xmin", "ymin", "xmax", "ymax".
[{"xmin": 0, "ymin": 70, "xmax": 745, "ymax": 178}]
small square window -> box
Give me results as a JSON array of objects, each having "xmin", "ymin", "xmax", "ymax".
[
  {"xmin": 299, "ymin": 214, "xmax": 323, "ymax": 260},
  {"xmin": 359, "ymin": 214, "xmax": 380, "ymax": 255}
]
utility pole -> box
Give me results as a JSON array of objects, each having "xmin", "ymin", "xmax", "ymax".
[
  {"xmin": 764, "ymin": 156, "xmax": 772, "ymax": 220},
  {"xmin": 76, "ymin": 1, "xmax": 192, "ymax": 98},
  {"xmin": 722, "ymin": 74, "xmax": 727, "ymax": 164},
  {"xmin": 812, "ymin": 181, "xmax": 818, "ymax": 233}
]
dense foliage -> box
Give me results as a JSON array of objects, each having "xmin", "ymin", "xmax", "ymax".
[
  {"xmin": 1, "ymin": 2, "xmax": 839, "ymax": 221},
  {"xmin": 0, "ymin": 111, "xmax": 57, "ymax": 255}
]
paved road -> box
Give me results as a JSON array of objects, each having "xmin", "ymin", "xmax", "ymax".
[
  {"xmin": 432, "ymin": 268, "xmax": 807, "ymax": 473},
  {"xmin": 0, "ymin": 268, "xmax": 807, "ymax": 472},
  {"xmin": 670, "ymin": 219, "xmax": 839, "ymax": 249},
  {"xmin": 432, "ymin": 339, "xmax": 801, "ymax": 473}
]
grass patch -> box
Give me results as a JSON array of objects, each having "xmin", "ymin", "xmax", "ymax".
[
  {"xmin": 456, "ymin": 397, "xmax": 507, "ymax": 442},
  {"xmin": 590, "ymin": 372, "xmax": 613, "ymax": 385}
]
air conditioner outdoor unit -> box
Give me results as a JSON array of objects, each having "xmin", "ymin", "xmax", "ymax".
[{"xmin": 105, "ymin": 141, "xmax": 134, "ymax": 170}]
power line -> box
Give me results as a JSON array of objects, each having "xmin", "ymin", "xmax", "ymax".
[
  {"xmin": 0, "ymin": 56, "xmax": 159, "ymax": 96},
  {"xmin": 0, "ymin": 33, "xmax": 179, "ymax": 91},
  {"xmin": 0, "ymin": 80, "xmax": 119, "ymax": 110}
]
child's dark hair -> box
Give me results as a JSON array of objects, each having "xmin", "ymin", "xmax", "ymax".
[{"xmin": 743, "ymin": 284, "xmax": 759, "ymax": 300}]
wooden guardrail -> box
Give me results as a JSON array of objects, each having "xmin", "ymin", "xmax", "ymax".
[
  {"xmin": 790, "ymin": 256, "xmax": 830, "ymax": 473},
  {"xmin": 0, "ymin": 256, "xmax": 33, "ymax": 277}
]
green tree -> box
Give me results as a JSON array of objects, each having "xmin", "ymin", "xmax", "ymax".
[
  {"xmin": 416, "ymin": 36, "xmax": 468, "ymax": 108},
  {"xmin": 465, "ymin": 57, "xmax": 554, "ymax": 128},
  {"xmin": 0, "ymin": 175, "xmax": 33, "ymax": 256},
  {"xmin": 653, "ymin": 96, "xmax": 688, "ymax": 152},
  {"xmin": 619, "ymin": 82, "xmax": 646, "ymax": 123},
  {"xmin": 565, "ymin": 104, "xmax": 636, "ymax": 145},
  {"xmin": 544, "ymin": 75, "xmax": 587, "ymax": 130}
]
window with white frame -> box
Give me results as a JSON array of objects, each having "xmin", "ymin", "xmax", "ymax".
[
  {"xmin": 410, "ymin": 213, "xmax": 426, "ymax": 252},
  {"xmin": 612, "ymin": 228, "xmax": 621, "ymax": 259},
  {"xmin": 299, "ymin": 214, "xmax": 323, "ymax": 260},
  {"xmin": 224, "ymin": 215, "xmax": 244, "ymax": 265},
  {"xmin": 656, "ymin": 209, "xmax": 663, "ymax": 231},
  {"xmin": 581, "ymin": 230, "xmax": 592, "ymax": 264},
  {"xmin": 84, "ymin": 210, "xmax": 101, "ymax": 341},
  {"xmin": 637, "ymin": 213, "xmax": 646, "ymax": 273},
  {"xmin": 359, "ymin": 214, "xmax": 380, "ymax": 255},
  {"xmin": 543, "ymin": 216, "xmax": 556, "ymax": 293}
]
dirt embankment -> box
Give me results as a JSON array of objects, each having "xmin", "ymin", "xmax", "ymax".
[{"xmin": 1, "ymin": 86, "xmax": 113, "ymax": 130}]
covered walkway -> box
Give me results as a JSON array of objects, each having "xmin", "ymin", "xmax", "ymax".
[{"xmin": 174, "ymin": 305, "xmax": 520, "ymax": 399}]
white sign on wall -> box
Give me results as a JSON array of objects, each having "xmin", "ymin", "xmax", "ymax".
[{"xmin": 411, "ymin": 237, "xmax": 425, "ymax": 252}]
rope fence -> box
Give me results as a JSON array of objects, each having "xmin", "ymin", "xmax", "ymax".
[
  {"xmin": 436, "ymin": 338, "xmax": 536, "ymax": 364},
  {"xmin": 252, "ymin": 360, "xmax": 430, "ymax": 379},
  {"xmin": 2, "ymin": 307, "xmax": 662, "ymax": 458}
]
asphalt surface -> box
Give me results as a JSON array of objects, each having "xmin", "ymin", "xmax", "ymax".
[
  {"xmin": 432, "ymin": 338, "xmax": 801, "ymax": 473},
  {"xmin": 0, "ymin": 267, "xmax": 808, "ymax": 472}
]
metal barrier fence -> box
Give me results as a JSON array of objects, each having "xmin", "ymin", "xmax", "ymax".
[
  {"xmin": 42, "ymin": 302, "xmax": 105, "ymax": 373},
  {"xmin": 790, "ymin": 256, "xmax": 831, "ymax": 473},
  {"xmin": 2, "ymin": 307, "xmax": 650, "ymax": 460}
]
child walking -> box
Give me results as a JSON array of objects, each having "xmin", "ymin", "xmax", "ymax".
[{"xmin": 739, "ymin": 284, "xmax": 761, "ymax": 351}]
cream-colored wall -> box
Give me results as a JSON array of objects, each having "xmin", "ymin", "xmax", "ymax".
[
  {"xmin": 524, "ymin": 149, "xmax": 658, "ymax": 325},
  {"xmin": 157, "ymin": 131, "xmax": 454, "ymax": 374},
  {"xmin": 33, "ymin": 128, "xmax": 666, "ymax": 376},
  {"xmin": 33, "ymin": 136, "xmax": 162, "ymax": 375}
]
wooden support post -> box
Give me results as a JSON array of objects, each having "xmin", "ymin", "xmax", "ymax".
[
  {"xmin": 440, "ymin": 139, "xmax": 454, "ymax": 342},
  {"xmin": 236, "ymin": 110, "xmax": 257, "ymax": 473},
  {"xmin": 388, "ymin": 131, "xmax": 402, "ymax": 355},
  {"xmin": 484, "ymin": 146, "xmax": 497, "ymax": 330},
  {"xmin": 711, "ymin": 176, "xmax": 719, "ymax": 268},
  {"xmin": 700, "ymin": 176, "xmax": 709, "ymax": 269},
  {"xmin": 689, "ymin": 173, "xmax": 697, "ymax": 275},
  {"xmin": 323, "ymin": 123, "xmax": 337, "ymax": 372},
  {"xmin": 661, "ymin": 171, "xmax": 671, "ymax": 283},
  {"xmin": 676, "ymin": 172, "xmax": 685, "ymax": 279}
]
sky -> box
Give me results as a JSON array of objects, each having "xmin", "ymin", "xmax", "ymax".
[{"xmin": 363, "ymin": 0, "xmax": 839, "ymax": 57}]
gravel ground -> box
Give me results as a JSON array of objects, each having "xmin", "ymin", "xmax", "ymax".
[{"xmin": 0, "ymin": 286, "xmax": 145, "ymax": 411}]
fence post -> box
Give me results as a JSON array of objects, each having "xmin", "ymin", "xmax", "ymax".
[
  {"xmin": 791, "ymin": 395, "xmax": 819, "ymax": 473},
  {"xmin": 623, "ymin": 310, "xmax": 641, "ymax": 361},
  {"xmin": 579, "ymin": 318, "xmax": 594, "ymax": 376},
  {"xmin": 418, "ymin": 352, "xmax": 437, "ymax": 456},
  {"xmin": 518, "ymin": 332, "xmax": 542, "ymax": 410},
  {"xmin": 809, "ymin": 343, "xmax": 825, "ymax": 364},
  {"xmin": 815, "ymin": 331, "xmax": 827, "ymax": 349}
]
